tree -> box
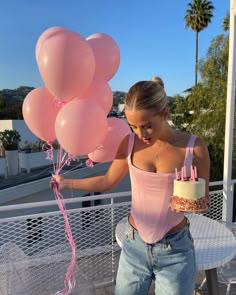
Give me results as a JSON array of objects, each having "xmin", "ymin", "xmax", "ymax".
[
  {"xmin": 222, "ymin": 12, "xmax": 230, "ymax": 32},
  {"xmin": 175, "ymin": 34, "xmax": 229, "ymax": 181},
  {"xmin": 171, "ymin": 94, "xmax": 190, "ymax": 131},
  {"xmin": 185, "ymin": 0, "xmax": 214, "ymax": 86},
  {"xmin": 0, "ymin": 93, "xmax": 7, "ymax": 108}
]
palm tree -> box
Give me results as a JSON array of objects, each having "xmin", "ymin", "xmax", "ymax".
[
  {"xmin": 222, "ymin": 12, "xmax": 230, "ymax": 32},
  {"xmin": 185, "ymin": 0, "xmax": 214, "ymax": 86}
]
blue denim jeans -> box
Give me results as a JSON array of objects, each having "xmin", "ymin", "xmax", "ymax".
[{"xmin": 115, "ymin": 218, "xmax": 196, "ymax": 295}]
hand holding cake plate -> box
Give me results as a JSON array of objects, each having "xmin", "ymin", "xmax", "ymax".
[{"xmin": 170, "ymin": 165, "xmax": 209, "ymax": 214}]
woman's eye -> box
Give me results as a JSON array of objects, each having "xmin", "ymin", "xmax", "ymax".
[{"xmin": 129, "ymin": 125, "xmax": 151, "ymax": 130}]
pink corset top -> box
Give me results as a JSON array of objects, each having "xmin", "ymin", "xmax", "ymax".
[{"xmin": 128, "ymin": 133, "xmax": 197, "ymax": 243}]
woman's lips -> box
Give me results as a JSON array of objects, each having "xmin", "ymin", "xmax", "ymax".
[{"xmin": 142, "ymin": 138, "xmax": 151, "ymax": 144}]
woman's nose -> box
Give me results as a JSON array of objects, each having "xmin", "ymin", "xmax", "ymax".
[{"xmin": 137, "ymin": 128, "xmax": 146, "ymax": 139}]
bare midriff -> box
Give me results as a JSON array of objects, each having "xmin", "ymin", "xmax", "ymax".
[{"xmin": 128, "ymin": 214, "xmax": 187, "ymax": 237}]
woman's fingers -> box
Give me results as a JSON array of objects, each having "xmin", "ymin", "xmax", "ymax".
[
  {"xmin": 50, "ymin": 179, "xmax": 57, "ymax": 189},
  {"xmin": 51, "ymin": 181, "xmax": 58, "ymax": 189},
  {"xmin": 50, "ymin": 174, "xmax": 65, "ymax": 190},
  {"xmin": 50, "ymin": 174, "xmax": 59, "ymax": 189}
]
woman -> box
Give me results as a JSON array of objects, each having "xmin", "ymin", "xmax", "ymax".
[
  {"xmin": 151, "ymin": 75, "xmax": 165, "ymax": 88},
  {"xmin": 51, "ymin": 81, "xmax": 210, "ymax": 295}
]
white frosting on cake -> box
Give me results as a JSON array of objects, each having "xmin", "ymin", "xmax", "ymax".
[
  {"xmin": 171, "ymin": 165, "xmax": 208, "ymax": 212},
  {"xmin": 173, "ymin": 178, "xmax": 205, "ymax": 200}
]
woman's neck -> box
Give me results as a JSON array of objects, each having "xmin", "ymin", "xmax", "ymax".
[{"xmin": 157, "ymin": 123, "xmax": 176, "ymax": 144}]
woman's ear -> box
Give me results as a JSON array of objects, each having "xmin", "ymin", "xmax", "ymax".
[{"xmin": 163, "ymin": 108, "xmax": 169, "ymax": 120}]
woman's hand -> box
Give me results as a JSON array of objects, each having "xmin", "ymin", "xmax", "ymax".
[{"xmin": 50, "ymin": 174, "xmax": 67, "ymax": 190}]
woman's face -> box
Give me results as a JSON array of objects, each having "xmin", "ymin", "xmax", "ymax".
[{"xmin": 125, "ymin": 109, "xmax": 166, "ymax": 145}]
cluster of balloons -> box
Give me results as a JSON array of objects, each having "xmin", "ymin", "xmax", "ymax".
[{"xmin": 22, "ymin": 26, "xmax": 131, "ymax": 162}]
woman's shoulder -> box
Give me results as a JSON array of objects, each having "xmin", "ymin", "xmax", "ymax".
[
  {"xmin": 180, "ymin": 132, "xmax": 209, "ymax": 157},
  {"xmin": 116, "ymin": 133, "xmax": 131, "ymax": 159},
  {"xmin": 174, "ymin": 130, "xmax": 192, "ymax": 146},
  {"xmin": 176, "ymin": 131, "xmax": 202, "ymax": 144},
  {"xmin": 193, "ymin": 136, "xmax": 209, "ymax": 156},
  {"xmin": 174, "ymin": 131, "xmax": 207, "ymax": 153}
]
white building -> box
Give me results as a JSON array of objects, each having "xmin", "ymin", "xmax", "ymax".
[{"xmin": 0, "ymin": 119, "xmax": 38, "ymax": 145}]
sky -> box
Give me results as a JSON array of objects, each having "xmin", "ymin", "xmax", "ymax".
[{"xmin": 0, "ymin": 0, "xmax": 230, "ymax": 97}]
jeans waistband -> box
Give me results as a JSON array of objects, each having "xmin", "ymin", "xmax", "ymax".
[{"xmin": 127, "ymin": 216, "xmax": 190, "ymax": 243}]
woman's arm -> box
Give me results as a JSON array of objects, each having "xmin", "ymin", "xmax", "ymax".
[
  {"xmin": 51, "ymin": 135, "xmax": 130, "ymax": 192},
  {"xmin": 193, "ymin": 137, "xmax": 210, "ymax": 200}
]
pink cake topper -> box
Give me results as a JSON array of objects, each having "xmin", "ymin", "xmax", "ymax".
[
  {"xmin": 176, "ymin": 165, "xmax": 198, "ymax": 181},
  {"xmin": 194, "ymin": 165, "xmax": 198, "ymax": 180},
  {"xmin": 175, "ymin": 168, "xmax": 178, "ymax": 180},
  {"xmin": 190, "ymin": 165, "xmax": 198, "ymax": 181},
  {"xmin": 190, "ymin": 165, "xmax": 195, "ymax": 181},
  {"xmin": 179, "ymin": 165, "xmax": 188, "ymax": 181}
]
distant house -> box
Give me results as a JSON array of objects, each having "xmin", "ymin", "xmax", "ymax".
[
  {"xmin": 0, "ymin": 120, "xmax": 38, "ymax": 145},
  {"xmin": 118, "ymin": 103, "xmax": 125, "ymax": 113}
]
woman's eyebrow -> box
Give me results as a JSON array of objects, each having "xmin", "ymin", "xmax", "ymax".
[{"xmin": 129, "ymin": 122, "xmax": 152, "ymax": 128}]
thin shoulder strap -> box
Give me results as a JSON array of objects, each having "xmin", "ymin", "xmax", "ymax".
[
  {"xmin": 127, "ymin": 133, "xmax": 135, "ymax": 164},
  {"xmin": 184, "ymin": 135, "xmax": 197, "ymax": 174}
]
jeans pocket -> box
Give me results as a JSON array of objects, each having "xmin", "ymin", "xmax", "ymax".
[
  {"xmin": 168, "ymin": 228, "xmax": 194, "ymax": 251},
  {"xmin": 187, "ymin": 230, "xmax": 194, "ymax": 243}
]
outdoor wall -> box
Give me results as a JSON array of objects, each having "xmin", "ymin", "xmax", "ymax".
[
  {"xmin": 0, "ymin": 162, "xmax": 131, "ymax": 218},
  {"xmin": 0, "ymin": 120, "xmax": 38, "ymax": 144}
]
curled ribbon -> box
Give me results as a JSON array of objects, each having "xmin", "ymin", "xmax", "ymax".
[
  {"xmin": 85, "ymin": 158, "xmax": 94, "ymax": 168},
  {"xmin": 49, "ymin": 146, "xmax": 77, "ymax": 294},
  {"xmin": 53, "ymin": 186, "xmax": 77, "ymax": 295}
]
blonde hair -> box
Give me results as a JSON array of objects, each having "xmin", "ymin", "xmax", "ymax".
[
  {"xmin": 125, "ymin": 81, "xmax": 167, "ymax": 115},
  {"xmin": 151, "ymin": 76, "xmax": 164, "ymax": 88}
]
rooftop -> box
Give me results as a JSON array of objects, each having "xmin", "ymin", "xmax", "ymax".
[
  {"xmin": 0, "ymin": 189, "xmax": 235, "ymax": 295},
  {"xmin": 0, "ymin": 154, "xmax": 235, "ymax": 294},
  {"xmin": 0, "ymin": 159, "xmax": 81, "ymax": 191}
]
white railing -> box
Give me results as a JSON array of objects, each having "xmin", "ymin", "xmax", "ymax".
[
  {"xmin": 0, "ymin": 181, "xmax": 234, "ymax": 294},
  {"xmin": 18, "ymin": 151, "xmax": 58, "ymax": 174}
]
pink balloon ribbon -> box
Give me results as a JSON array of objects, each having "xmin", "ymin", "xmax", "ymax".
[
  {"xmin": 85, "ymin": 158, "xmax": 94, "ymax": 168},
  {"xmin": 45, "ymin": 144, "xmax": 95, "ymax": 294},
  {"xmin": 45, "ymin": 145, "xmax": 78, "ymax": 295},
  {"xmin": 45, "ymin": 143, "xmax": 54, "ymax": 161},
  {"xmin": 53, "ymin": 185, "xmax": 77, "ymax": 295}
]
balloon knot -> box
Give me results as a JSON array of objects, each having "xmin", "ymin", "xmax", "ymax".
[{"xmin": 85, "ymin": 158, "xmax": 94, "ymax": 168}]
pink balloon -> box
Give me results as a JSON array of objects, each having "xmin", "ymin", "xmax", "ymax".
[
  {"xmin": 37, "ymin": 29, "xmax": 95, "ymax": 101},
  {"xmin": 22, "ymin": 87, "xmax": 62, "ymax": 142},
  {"xmin": 55, "ymin": 99, "xmax": 108, "ymax": 155},
  {"xmin": 78, "ymin": 77, "xmax": 113, "ymax": 115},
  {"xmin": 86, "ymin": 33, "xmax": 120, "ymax": 81},
  {"xmin": 88, "ymin": 117, "xmax": 131, "ymax": 162},
  {"xmin": 35, "ymin": 26, "xmax": 69, "ymax": 64}
]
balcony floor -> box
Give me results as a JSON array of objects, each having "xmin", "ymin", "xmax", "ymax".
[
  {"xmin": 94, "ymin": 253, "xmax": 235, "ymax": 295},
  {"xmin": 96, "ymin": 271, "xmax": 236, "ymax": 294}
]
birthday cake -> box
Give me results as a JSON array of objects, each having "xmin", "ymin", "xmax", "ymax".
[{"xmin": 170, "ymin": 166, "xmax": 209, "ymax": 213}]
